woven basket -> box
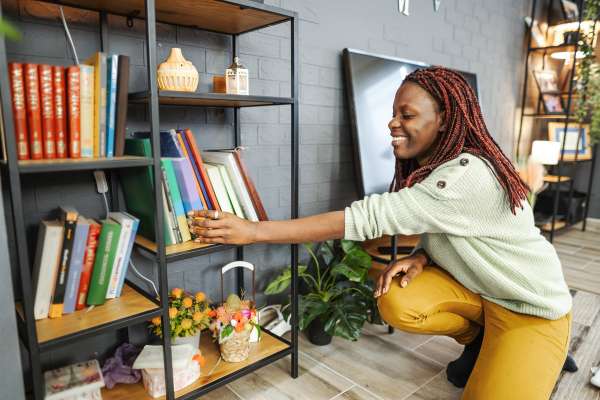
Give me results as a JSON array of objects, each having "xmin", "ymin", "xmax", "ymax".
[
  {"xmin": 219, "ymin": 328, "xmax": 251, "ymax": 362},
  {"xmin": 157, "ymin": 48, "xmax": 199, "ymax": 92}
]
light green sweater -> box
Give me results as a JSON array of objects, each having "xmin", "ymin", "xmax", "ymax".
[{"xmin": 344, "ymin": 153, "xmax": 572, "ymax": 320}]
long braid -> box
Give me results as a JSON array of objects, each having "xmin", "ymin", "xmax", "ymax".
[{"xmin": 389, "ymin": 67, "xmax": 529, "ymax": 214}]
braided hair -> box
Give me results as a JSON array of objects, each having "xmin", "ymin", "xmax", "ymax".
[{"xmin": 389, "ymin": 66, "xmax": 529, "ymax": 214}]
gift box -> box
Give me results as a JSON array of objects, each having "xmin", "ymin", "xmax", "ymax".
[{"xmin": 44, "ymin": 359, "xmax": 104, "ymax": 400}]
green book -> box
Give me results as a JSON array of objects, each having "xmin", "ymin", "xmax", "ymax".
[
  {"xmin": 121, "ymin": 138, "xmax": 175, "ymax": 245},
  {"xmin": 161, "ymin": 159, "xmax": 191, "ymax": 242},
  {"xmin": 87, "ymin": 219, "xmax": 121, "ymax": 305}
]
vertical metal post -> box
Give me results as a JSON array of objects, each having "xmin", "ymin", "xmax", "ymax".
[
  {"xmin": 100, "ymin": 11, "xmax": 109, "ymax": 52},
  {"xmin": 144, "ymin": 1, "xmax": 174, "ymax": 398},
  {"xmin": 0, "ymin": 4, "xmax": 42, "ymax": 398},
  {"xmin": 387, "ymin": 235, "xmax": 397, "ymax": 334},
  {"xmin": 290, "ymin": 15, "xmax": 299, "ymax": 379},
  {"xmin": 582, "ymin": 144, "xmax": 597, "ymax": 231}
]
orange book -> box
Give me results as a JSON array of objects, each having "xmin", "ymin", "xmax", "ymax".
[
  {"xmin": 53, "ymin": 66, "xmax": 67, "ymax": 158},
  {"xmin": 39, "ymin": 64, "xmax": 56, "ymax": 159},
  {"xmin": 24, "ymin": 64, "xmax": 43, "ymax": 159},
  {"xmin": 8, "ymin": 63, "xmax": 29, "ymax": 160},
  {"xmin": 184, "ymin": 128, "xmax": 221, "ymax": 211},
  {"xmin": 176, "ymin": 132, "xmax": 208, "ymax": 210},
  {"xmin": 76, "ymin": 219, "xmax": 101, "ymax": 310},
  {"xmin": 66, "ymin": 66, "xmax": 81, "ymax": 158}
]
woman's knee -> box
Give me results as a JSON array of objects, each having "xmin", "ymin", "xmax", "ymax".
[{"xmin": 377, "ymin": 277, "xmax": 428, "ymax": 331}]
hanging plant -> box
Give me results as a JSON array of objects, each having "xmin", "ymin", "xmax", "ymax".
[{"xmin": 576, "ymin": 0, "xmax": 600, "ymax": 144}]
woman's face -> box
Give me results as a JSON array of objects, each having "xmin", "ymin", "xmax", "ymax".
[{"xmin": 388, "ymin": 82, "xmax": 445, "ymax": 164}]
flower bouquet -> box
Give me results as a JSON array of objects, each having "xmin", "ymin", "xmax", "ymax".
[{"xmin": 149, "ymin": 288, "xmax": 211, "ymax": 350}]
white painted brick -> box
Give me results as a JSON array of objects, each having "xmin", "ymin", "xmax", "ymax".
[
  {"xmin": 300, "ymin": 64, "xmax": 320, "ymax": 85},
  {"xmin": 259, "ymin": 58, "xmax": 291, "ymax": 81}
]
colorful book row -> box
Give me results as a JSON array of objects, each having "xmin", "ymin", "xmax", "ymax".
[
  {"xmin": 8, "ymin": 52, "xmax": 130, "ymax": 161},
  {"xmin": 121, "ymin": 128, "xmax": 268, "ymax": 245},
  {"xmin": 33, "ymin": 207, "xmax": 139, "ymax": 320}
]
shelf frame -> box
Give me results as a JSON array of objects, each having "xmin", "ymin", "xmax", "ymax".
[
  {"xmin": 129, "ymin": 91, "xmax": 294, "ymax": 108},
  {"xmin": 17, "ymin": 156, "xmax": 153, "ymax": 174}
]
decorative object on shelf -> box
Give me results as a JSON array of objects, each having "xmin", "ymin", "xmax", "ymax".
[
  {"xmin": 561, "ymin": 0, "xmax": 579, "ymax": 20},
  {"xmin": 149, "ymin": 288, "xmax": 211, "ymax": 350},
  {"xmin": 547, "ymin": 122, "xmax": 593, "ymax": 160},
  {"xmin": 132, "ymin": 344, "xmax": 204, "ymax": 398},
  {"xmin": 258, "ymin": 304, "xmax": 292, "ymax": 337},
  {"xmin": 265, "ymin": 240, "xmax": 379, "ymax": 345},
  {"xmin": 225, "ymin": 57, "xmax": 249, "ymax": 95},
  {"xmin": 524, "ymin": 17, "xmax": 547, "ymax": 47},
  {"xmin": 157, "ymin": 48, "xmax": 199, "ymax": 92},
  {"xmin": 433, "ymin": 0, "xmax": 441, "ymax": 12},
  {"xmin": 209, "ymin": 261, "xmax": 260, "ymax": 362},
  {"xmin": 398, "ymin": 0, "xmax": 410, "ymax": 15},
  {"xmin": 212, "ymin": 75, "xmax": 226, "ymax": 93},
  {"xmin": 44, "ymin": 359, "xmax": 105, "ymax": 400},
  {"xmin": 531, "ymin": 140, "xmax": 562, "ymax": 166},
  {"xmin": 533, "ymin": 69, "xmax": 564, "ymax": 113},
  {"xmin": 101, "ymin": 343, "xmax": 142, "ymax": 389}
]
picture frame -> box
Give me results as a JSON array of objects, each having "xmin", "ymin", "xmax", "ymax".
[
  {"xmin": 541, "ymin": 94, "xmax": 565, "ymax": 113},
  {"xmin": 547, "ymin": 122, "xmax": 593, "ymax": 161},
  {"xmin": 533, "ymin": 69, "xmax": 560, "ymax": 93},
  {"xmin": 561, "ymin": 0, "xmax": 579, "ymax": 20}
]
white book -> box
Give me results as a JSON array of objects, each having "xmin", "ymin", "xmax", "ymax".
[
  {"xmin": 33, "ymin": 220, "xmax": 64, "ymax": 320},
  {"xmin": 212, "ymin": 162, "xmax": 245, "ymax": 219},
  {"xmin": 201, "ymin": 151, "xmax": 259, "ymax": 221},
  {"xmin": 204, "ymin": 164, "xmax": 234, "ymax": 214},
  {"xmin": 106, "ymin": 212, "xmax": 134, "ymax": 299}
]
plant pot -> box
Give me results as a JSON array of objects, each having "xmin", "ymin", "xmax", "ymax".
[
  {"xmin": 172, "ymin": 332, "xmax": 200, "ymax": 350},
  {"xmin": 307, "ymin": 318, "xmax": 332, "ymax": 346},
  {"xmin": 220, "ymin": 328, "xmax": 251, "ymax": 362},
  {"xmin": 157, "ymin": 47, "xmax": 199, "ymax": 92}
]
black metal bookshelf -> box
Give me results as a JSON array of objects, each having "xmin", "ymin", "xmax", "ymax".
[
  {"xmin": 516, "ymin": 0, "xmax": 598, "ymax": 242},
  {"xmin": 0, "ymin": 1, "xmax": 299, "ymax": 399}
]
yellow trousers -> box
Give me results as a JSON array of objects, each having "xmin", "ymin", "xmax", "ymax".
[{"xmin": 377, "ymin": 266, "xmax": 571, "ymax": 400}]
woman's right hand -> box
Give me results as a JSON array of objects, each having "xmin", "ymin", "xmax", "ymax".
[{"xmin": 374, "ymin": 251, "xmax": 429, "ymax": 298}]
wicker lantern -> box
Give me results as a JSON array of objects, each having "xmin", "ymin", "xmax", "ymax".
[{"xmin": 225, "ymin": 57, "xmax": 249, "ymax": 95}]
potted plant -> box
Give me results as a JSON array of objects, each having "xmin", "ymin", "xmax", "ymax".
[
  {"xmin": 265, "ymin": 240, "xmax": 379, "ymax": 345},
  {"xmin": 149, "ymin": 288, "xmax": 211, "ymax": 350}
]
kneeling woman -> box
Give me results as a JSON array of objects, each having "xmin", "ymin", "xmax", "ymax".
[{"xmin": 189, "ymin": 67, "xmax": 573, "ymax": 400}]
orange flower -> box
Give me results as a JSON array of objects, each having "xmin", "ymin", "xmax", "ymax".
[
  {"xmin": 169, "ymin": 307, "xmax": 178, "ymax": 319},
  {"xmin": 235, "ymin": 322, "xmax": 245, "ymax": 333},
  {"xmin": 207, "ymin": 310, "xmax": 217, "ymax": 318},
  {"xmin": 182, "ymin": 297, "xmax": 193, "ymax": 308},
  {"xmin": 192, "ymin": 311, "xmax": 203, "ymax": 322},
  {"xmin": 171, "ymin": 288, "xmax": 183, "ymax": 299},
  {"xmin": 151, "ymin": 317, "xmax": 161, "ymax": 326},
  {"xmin": 192, "ymin": 353, "xmax": 207, "ymax": 367},
  {"xmin": 195, "ymin": 292, "xmax": 206, "ymax": 302},
  {"xmin": 233, "ymin": 312, "xmax": 243, "ymax": 322},
  {"xmin": 181, "ymin": 319, "xmax": 193, "ymax": 330}
]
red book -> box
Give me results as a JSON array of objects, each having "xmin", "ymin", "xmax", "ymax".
[
  {"xmin": 53, "ymin": 66, "xmax": 67, "ymax": 158},
  {"xmin": 39, "ymin": 64, "xmax": 56, "ymax": 159},
  {"xmin": 184, "ymin": 128, "xmax": 221, "ymax": 211},
  {"xmin": 232, "ymin": 149, "xmax": 269, "ymax": 221},
  {"xmin": 8, "ymin": 63, "xmax": 29, "ymax": 160},
  {"xmin": 66, "ymin": 66, "xmax": 81, "ymax": 159},
  {"xmin": 75, "ymin": 219, "xmax": 101, "ymax": 310},
  {"xmin": 24, "ymin": 64, "xmax": 43, "ymax": 159}
]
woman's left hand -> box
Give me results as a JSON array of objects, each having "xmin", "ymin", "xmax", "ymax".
[{"xmin": 187, "ymin": 210, "xmax": 259, "ymax": 245}]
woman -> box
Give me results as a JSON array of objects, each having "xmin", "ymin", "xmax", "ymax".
[{"xmin": 189, "ymin": 67, "xmax": 573, "ymax": 399}]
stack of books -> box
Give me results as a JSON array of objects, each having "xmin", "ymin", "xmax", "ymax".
[
  {"xmin": 122, "ymin": 128, "xmax": 268, "ymax": 246},
  {"xmin": 33, "ymin": 207, "xmax": 139, "ymax": 320},
  {"xmin": 8, "ymin": 52, "xmax": 130, "ymax": 160}
]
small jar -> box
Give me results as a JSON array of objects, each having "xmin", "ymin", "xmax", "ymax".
[{"xmin": 225, "ymin": 57, "xmax": 249, "ymax": 95}]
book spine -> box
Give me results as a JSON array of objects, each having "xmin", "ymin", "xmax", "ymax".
[
  {"xmin": 97, "ymin": 54, "xmax": 107, "ymax": 158},
  {"xmin": 184, "ymin": 129, "xmax": 221, "ymax": 211},
  {"xmin": 8, "ymin": 63, "xmax": 29, "ymax": 160},
  {"xmin": 172, "ymin": 158, "xmax": 203, "ymax": 213},
  {"xmin": 161, "ymin": 173, "xmax": 182, "ymax": 243},
  {"xmin": 115, "ymin": 214, "xmax": 139, "ymax": 297},
  {"xmin": 105, "ymin": 55, "xmax": 118, "ymax": 158},
  {"xmin": 114, "ymin": 55, "xmax": 130, "ymax": 157},
  {"xmin": 33, "ymin": 222, "xmax": 64, "ymax": 320},
  {"xmin": 75, "ymin": 222, "xmax": 101, "ymax": 310},
  {"xmin": 49, "ymin": 216, "xmax": 77, "ymax": 318},
  {"xmin": 24, "ymin": 64, "xmax": 43, "ymax": 159},
  {"xmin": 234, "ymin": 149, "xmax": 269, "ymax": 221},
  {"xmin": 160, "ymin": 181, "xmax": 178, "ymax": 245},
  {"xmin": 53, "ymin": 66, "xmax": 67, "ymax": 158},
  {"xmin": 39, "ymin": 64, "xmax": 56, "ymax": 159},
  {"xmin": 79, "ymin": 65, "xmax": 94, "ymax": 158},
  {"xmin": 87, "ymin": 221, "xmax": 120, "ymax": 305},
  {"xmin": 105, "ymin": 216, "xmax": 132, "ymax": 299},
  {"xmin": 162, "ymin": 159, "xmax": 191, "ymax": 242},
  {"xmin": 178, "ymin": 131, "xmax": 209, "ymax": 209},
  {"xmin": 66, "ymin": 66, "xmax": 81, "ymax": 158},
  {"xmin": 63, "ymin": 221, "xmax": 89, "ymax": 314}
]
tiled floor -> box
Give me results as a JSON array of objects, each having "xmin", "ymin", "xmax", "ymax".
[{"xmin": 205, "ymin": 219, "xmax": 600, "ymax": 400}]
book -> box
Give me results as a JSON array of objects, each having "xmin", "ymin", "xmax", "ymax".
[
  {"xmin": 62, "ymin": 216, "xmax": 90, "ymax": 314},
  {"xmin": 44, "ymin": 359, "xmax": 105, "ymax": 400},
  {"xmin": 39, "ymin": 64, "xmax": 57, "ymax": 159},
  {"xmin": 184, "ymin": 128, "xmax": 221, "ymax": 210},
  {"xmin": 161, "ymin": 176, "xmax": 179, "ymax": 245},
  {"xmin": 66, "ymin": 66, "xmax": 81, "ymax": 158},
  {"xmin": 161, "ymin": 159, "xmax": 192, "ymax": 242},
  {"xmin": 204, "ymin": 163, "xmax": 234, "ymax": 214},
  {"xmin": 216, "ymin": 162, "xmax": 245, "ymax": 218},
  {"xmin": 231, "ymin": 148, "xmax": 268, "ymax": 221},
  {"xmin": 202, "ymin": 151, "xmax": 258, "ymax": 221},
  {"xmin": 171, "ymin": 157, "xmax": 204, "ymax": 214},
  {"xmin": 132, "ymin": 130, "xmax": 183, "ymax": 157},
  {"xmin": 53, "ymin": 66, "xmax": 67, "ymax": 158},
  {"xmin": 76, "ymin": 219, "xmax": 101, "ymax": 310},
  {"xmin": 32, "ymin": 220, "xmax": 64, "ymax": 320},
  {"xmin": 106, "ymin": 212, "xmax": 134, "ymax": 299},
  {"xmin": 114, "ymin": 211, "xmax": 139, "ymax": 297},
  {"xmin": 177, "ymin": 131, "xmax": 209, "ymax": 209},
  {"xmin": 24, "ymin": 64, "xmax": 43, "ymax": 159},
  {"xmin": 79, "ymin": 64, "xmax": 94, "ymax": 158},
  {"xmin": 105, "ymin": 55, "xmax": 118, "ymax": 157},
  {"xmin": 114, "ymin": 55, "xmax": 130, "ymax": 157},
  {"xmin": 8, "ymin": 63, "xmax": 29, "ymax": 160},
  {"xmin": 49, "ymin": 207, "xmax": 79, "ymax": 318},
  {"xmin": 87, "ymin": 219, "xmax": 121, "ymax": 305},
  {"xmin": 85, "ymin": 53, "xmax": 107, "ymax": 157}
]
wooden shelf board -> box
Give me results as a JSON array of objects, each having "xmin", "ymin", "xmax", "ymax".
[
  {"xmin": 539, "ymin": 220, "xmax": 568, "ymax": 232},
  {"xmin": 102, "ymin": 331, "xmax": 290, "ymax": 400},
  {"xmin": 18, "ymin": 156, "xmax": 152, "ymax": 173},
  {"xmin": 129, "ymin": 91, "xmax": 294, "ymax": 108},
  {"xmin": 361, "ymin": 234, "xmax": 419, "ymax": 263},
  {"xmin": 544, "ymin": 175, "xmax": 572, "ymax": 183},
  {"xmin": 16, "ymin": 284, "xmax": 160, "ymax": 349},
  {"xmin": 135, "ymin": 235, "xmax": 238, "ymax": 261},
  {"xmin": 530, "ymin": 43, "xmax": 576, "ymax": 53},
  {"xmin": 41, "ymin": 0, "xmax": 292, "ymax": 34}
]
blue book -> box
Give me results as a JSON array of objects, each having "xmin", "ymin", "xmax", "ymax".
[
  {"xmin": 105, "ymin": 55, "xmax": 119, "ymax": 157},
  {"xmin": 178, "ymin": 130, "xmax": 213, "ymax": 209},
  {"xmin": 63, "ymin": 217, "xmax": 90, "ymax": 314},
  {"xmin": 133, "ymin": 131, "xmax": 183, "ymax": 157},
  {"xmin": 171, "ymin": 157, "xmax": 204, "ymax": 213},
  {"xmin": 113, "ymin": 211, "xmax": 140, "ymax": 298}
]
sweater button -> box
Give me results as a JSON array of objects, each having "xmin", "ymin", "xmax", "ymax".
[
  {"xmin": 437, "ymin": 180, "xmax": 446, "ymax": 189},
  {"xmin": 460, "ymin": 158, "xmax": 469, "ymax": 166}
]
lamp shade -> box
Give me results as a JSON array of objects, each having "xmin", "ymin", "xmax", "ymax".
[{"xmin": 531, "ymin": 140, "xmax": 561, "ymax": 165}]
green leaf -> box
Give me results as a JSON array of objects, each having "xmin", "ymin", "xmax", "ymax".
[
  {"xmin": 220, "ymin": 324, "xmax": 234, "ymax": 341},
  {"xmin": 341, "ymin": 240, "xmax": 360, "ymax": 254},
  {"xmin": 298, "ymin": 295, "xmax": 329, "ymax": 330},
  {"xmin": 324, "ymin": 301, "xmax": 368, "ymax": 341},
  {"xmin": 265, "ymin": 265, "xmax": 308, "ymax": 294},
  {"xmin": 330, "ymin": 262, "xmax": 366, "ymax": 282},
  {"xmin": 342, "ymin": 248, "xmax": 372, "ymax": 271},
  {"xmin": 0, "ymin": 18, "xmax": 20, "ymax": 41}
]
